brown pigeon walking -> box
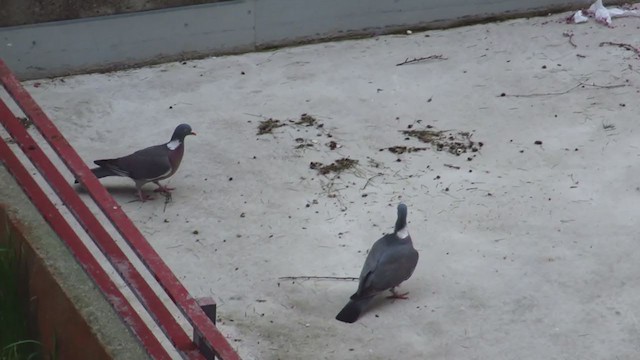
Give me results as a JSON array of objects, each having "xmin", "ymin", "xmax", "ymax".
[{"xmin": 76, "ymin": 123, "xmax": 195, "ymax": 201}]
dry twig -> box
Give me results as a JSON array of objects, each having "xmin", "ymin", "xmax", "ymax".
[
  {"xmin": 599, "ymin": 41, "xmax": 640, "ymax": 57},
  {"xmin": 163, "ymin": 192, "xmax": 172, "ymax": 212},
  {"xmin": 563, "ymin": 31, "xmax": 577, "ymax": 48},
  {"xmin": 361, "ymin": 173, "xmax": 383, "ymax": 190},
  {"xmin": 500, "ymin": 81, "xmax": 629, "ymax": 98},
  {"xmin": 396, "ymin": 55, "xmax": 447, "ymax": 66}
]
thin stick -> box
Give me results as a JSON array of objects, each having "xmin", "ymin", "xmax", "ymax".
[
  {"xmin": 361, "ymin": 173, "xmax": 383, "ymax": 190},
  {"xmin": 500, "ymin": 81, "xmax": 629, "ymax": 98},
  {"xmin": 563, "ymin": 31, "xmax": 577, "ymax": 48},
  {"xmin": 278, "ymin": 276, "xmax": 358, "ymax": 281},
  {"xmin": 599, "ymin": 41, "xmax": 640, "ymax": 57},
  {"xmin": 396, "ymin": 55, "xmax": 447, "ymax": 66},
  {"xmin": 163, "ymin": 192, "xmax": 172, "ymax": 212}
]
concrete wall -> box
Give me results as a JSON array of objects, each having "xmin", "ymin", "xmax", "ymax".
[
  {"xmin": 0, "ymin": 0, "xmax": 614, "ymax": 80},
  {"xmin": 0, "ymin": 168, "xmax": 150, "ymax": 360},
  {"xmin": 0, "ymin": 0, "xmax": 229, "ymax": 27}
]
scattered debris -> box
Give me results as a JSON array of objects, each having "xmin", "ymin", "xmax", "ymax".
[
  {"xmin": 293, "ymin": 137, "xmax": 319, "ymax": 150},
  {"xmin": 295, "ymin": 113, "xmax": 318, "ymax": 127},
  {"xmin": 599, "ymin": 41, "xmax": 640, "ymax": 57},
  {"xmin": 295, "ymin": 143, "xmax": 314, "ymax": 149},
  {"xmin": 444, "ymin": 164, "xmax": 461, "ymax": 170},
  {"xmin": 534, "ymin": 140, "xmax": 543, "ymax": 145},
  {"xmin": 257, "ymin": 118, "xmax": 285, "ymax": 135},
  {"xmin": 602, "ymin": 121, "xmax": 616, "ymax": 131},
  {"xmin": 401, "ymin": 129, "xmax": 445, "ymax": 143},
  {"xmin": 367, "ymin": 157, "xmax": 383, "ymax": 169},
  {"xmin": 309, "ymin": 158, "xmax": 358, "ymax": 175},
  {"xmin": 294, "ymin": 138, "xmax": 315, "ymax": 149},
  {"xmin": 563, "ymin": 31, "xmax": 577, "ymax": 48},
  {"xmin": 569, "ymin": 174, "xmax": 579, "ymax": 188},
  {"xmin": 257, "ymin": 113, "xmax": 326, "ymax": 135},
  {"xmin": 383, "ymin": 145, "xmax": 428, "ymax": 154},
  {"xmin": 327, "ymin": 140, "xmax": 339, "ymax": 150},
  {"xmin": 396, "ymin": 55, "xmax": 447, "ymax": 66},
  {"xmin": 401, "ymin": 127, "xmax": 483, "ymax": 157}
]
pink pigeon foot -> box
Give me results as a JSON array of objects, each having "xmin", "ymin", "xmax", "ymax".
[
  {"xmin": 153, "ymin": 183, "xmax": 175, "ymax": 193},
  {"xmin": 387, "ymin": 287, "xmax": 410, "ymax": 300}
]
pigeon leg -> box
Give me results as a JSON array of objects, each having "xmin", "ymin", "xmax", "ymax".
[
  {"xmin": 153, "ymin": 181, "xmax": 175, "ymax": 193},
  {"xmin": 137, "ymin": 189, "xmax": 154, "ymax": 202},
  {"xmin": 386, "ymin": 287, "xmax": 410, "ymax": 300}
]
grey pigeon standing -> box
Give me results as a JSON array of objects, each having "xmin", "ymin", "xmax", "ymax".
[
  {"xmin": 76, "ymin": 123, "xmax": 196, "ymax": 201},
  {"xmin": 336, "ymin": 203, "xmax": 419, "ymax": 323}
]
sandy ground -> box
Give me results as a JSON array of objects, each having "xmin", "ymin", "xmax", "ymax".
[{"xmin": 4, "ymin": 9, "xmax": 640, "ymax": 360}]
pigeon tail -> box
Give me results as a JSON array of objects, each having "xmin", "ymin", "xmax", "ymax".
[
  {"xmin": 336, "ymin": 300, "xmax": 362, "ymax": 323},
  {"xmin": 73, "ymin": 166, "xmax": 118, "ymax": 183},
  {"xmin": 336, "ymin": 297, "xmax": 373, "ymax": 323},
  {"xmin": 91, "ymin": 166, "xmax": 119, "ymax": 179},
  {"xmin": 92, "ymin": 159, "xmax": 130, "ymax": 177},
  {"xmin": 394, "ymin": 203, "xmax": 408, "ymax": 233}
]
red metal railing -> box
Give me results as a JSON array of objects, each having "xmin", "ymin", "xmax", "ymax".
[
  {"xmin": 0, "ymin": 110, "xmax": 172, "ymax": 360},
  {"xmin": 0, "ymin": 59, "xmax": 240, "ymax": 360}
]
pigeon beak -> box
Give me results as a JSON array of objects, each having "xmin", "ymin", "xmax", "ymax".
[{"xmin": 190, "ymin": 132, "xmax": 197, "ymax": 136}]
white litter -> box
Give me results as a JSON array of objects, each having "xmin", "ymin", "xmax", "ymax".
[
  {"xmin": 570, "ymin": 10, "xmax": 589, "ymax": 23},
  {"xmin": 567, "ymin": 0, "xmax": 640, "ymax": 26}
]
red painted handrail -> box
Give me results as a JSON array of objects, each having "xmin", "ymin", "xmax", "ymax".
[
  {"xmin": 0, "ymin": 96, "xmax": 203, "ymax": 359},
  {"xmin": 0, "ymin": 107, "xmax": 172, "ymax": 360},
  {"xmin": 0, "ymin": 58, "xmax": 240, "ymax": 360}
]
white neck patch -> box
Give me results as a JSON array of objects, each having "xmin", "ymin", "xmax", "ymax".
[
  {"xmin": 396, "ymin": 226, "xmax": 409, "ymax": 239},
  {"xmin": 167, "ymin": 139, "xmax": 181, "ymax": 150}
]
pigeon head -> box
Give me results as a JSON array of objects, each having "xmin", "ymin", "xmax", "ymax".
[
  {"xmin": 394, "ymin": 203, "xmax": 409, "ymax": 237},
  {"xmin": 171, "ymin": 123, "xmax": 196, "ymax": 141}
]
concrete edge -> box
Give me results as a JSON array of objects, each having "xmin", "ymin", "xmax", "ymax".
[{"xmin": 0, "ymin": 166, "xmax": 150, "ymax": 360}]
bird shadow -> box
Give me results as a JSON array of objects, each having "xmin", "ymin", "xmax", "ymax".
[
  {"xmin": 74, "ymin": 183, "xmax": 173, "ymax": 210},
  {"xmin": 74, "ymin": 183, "xmax": 137, "ymax": 197},
  {"xmin": 73, "ymin": 183, "xmax": 168, "ymax": 203}
]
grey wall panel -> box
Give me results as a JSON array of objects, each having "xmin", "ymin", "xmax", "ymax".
[
  {"xmin": 0, "ymin": 0, "xmax": 233, "ymax": 27},
  {"xmin": 0, "ymin": 0, "xmax": 609, "ymax": 80},
  {"xmin": 253, "ymin": 0, "xmax": 592, "ymax": 46},
  {"xmin": 1, "ymin": 1, "xmax": 255, "ymax": 79}
]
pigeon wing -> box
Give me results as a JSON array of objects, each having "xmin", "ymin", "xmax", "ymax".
[
  {"xmin": 95, "ymin": 144, "xmax": 172, "ymax": 181},
  {"xmin": 361, "ymin": 244, "xmax": 418, "ymax": 293}
]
